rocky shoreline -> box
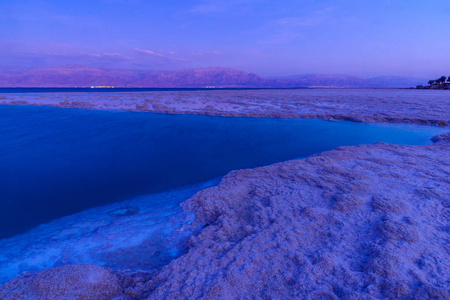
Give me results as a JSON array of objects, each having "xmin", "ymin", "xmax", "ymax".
[{"xmin": 1, "ymin": 89, "xmax": 449, "ymax": 299}]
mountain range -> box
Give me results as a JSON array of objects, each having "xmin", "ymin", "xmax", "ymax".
[{"xmin": 0, "ymin": 65, "xmax": 426, "ymax": 88}]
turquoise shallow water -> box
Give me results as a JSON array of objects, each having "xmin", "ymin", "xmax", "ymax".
[{"xmin": 0, "ymin": 105, "xmax": 447, "ymax": 239}]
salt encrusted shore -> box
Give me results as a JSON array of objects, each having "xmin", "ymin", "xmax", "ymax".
[
  {"xmin": 1, "ymin": 89, "xmax": 450, "ymax": 126},
  {"xmin": 1, "ymin": 89, "xmax": 450, "ymax": 299},
  {"xmin": 1, "ymin": 133, "xmax": 449, "ymax": 299}
]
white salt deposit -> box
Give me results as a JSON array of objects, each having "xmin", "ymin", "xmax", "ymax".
[
  {"xmin": 2, "ymin": 89, "xmax": 450, "ymax": 125},
  {"xmin": 0, "ymin": 179, "xmax": 219, "ymax": 284}
]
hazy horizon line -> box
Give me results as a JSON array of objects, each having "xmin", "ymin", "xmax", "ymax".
[{"xmin": 0, "ymin": 64, "xmax": 432, "ymax": 80}]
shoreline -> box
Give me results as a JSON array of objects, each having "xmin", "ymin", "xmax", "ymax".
[{"xmin": 1, "ymin": 132, "xmax": 449, "ymax": 299}]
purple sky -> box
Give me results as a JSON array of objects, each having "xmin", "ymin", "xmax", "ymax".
[{"xmin": 1, "ymin": 0, "xmax": 449, "ymax": 77}]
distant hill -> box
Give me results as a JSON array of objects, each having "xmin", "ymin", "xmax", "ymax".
[
  {"xmin": 0, "ymin": 65, "xmax": 426, "ymax": 88},
  {"xmin": 0, "ymin": 65, "xmax": 161, "ymax": 88},
  {"xmin": 132, "ymin": 67, "xmax": 273, "ymax": 87},
  {"xmin": 272, "ymin": 74, "xmax": 365, "ymax": 87},
  {"xmin": 271, "ymin": 74, "xmax": 426, "ymax": 88}
]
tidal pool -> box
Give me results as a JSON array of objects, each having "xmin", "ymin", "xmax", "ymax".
[{"xmin": 0, "ymin": 105, "xmax": 447, "ymax": 239}]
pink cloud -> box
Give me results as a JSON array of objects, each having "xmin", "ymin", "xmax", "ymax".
[
  {"xmin": 134, "ymin": 48, "xmax": 164, "ymax": 57},
  {"xmin": 134, "ymin": 48, "xmax": 187, "ymax": 62}
]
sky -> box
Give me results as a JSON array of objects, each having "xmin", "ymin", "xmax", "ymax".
[{"xmin": 1, "ymin": 0, "xmax": 449, "ymax": 77}]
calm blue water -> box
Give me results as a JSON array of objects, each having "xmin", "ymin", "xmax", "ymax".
[{"xmin": 0, "ymin": 105, "xmax": 446, "ymax": 239}]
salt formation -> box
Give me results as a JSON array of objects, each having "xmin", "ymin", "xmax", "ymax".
[
  {"xmin": 0, "ymin": 180, "xmax": 219, "ymax": 284},
  {"xmin": 2, "ymin": 89, "xmax": 450, "ymax": 126},
  {"xmin": 1, "ymin": 133, "xmax": 449, "ymax": 299}
]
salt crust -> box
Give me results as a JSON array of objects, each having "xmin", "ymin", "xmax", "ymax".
[{"xmin": 2, "ymin": 89, "xmax": 450, "ymax": 126}]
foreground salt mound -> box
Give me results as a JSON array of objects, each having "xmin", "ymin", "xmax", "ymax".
[
  {"xmin": 145, "ymin": 134, "xmax": 450, "ymax": 299},
  {"xmin": 0, "ymin": 263, "xmax": 124, "ymax": 299},
  {"xmin": 1, "ymin": 133, "xmax": 449, "ymax": 299}
]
